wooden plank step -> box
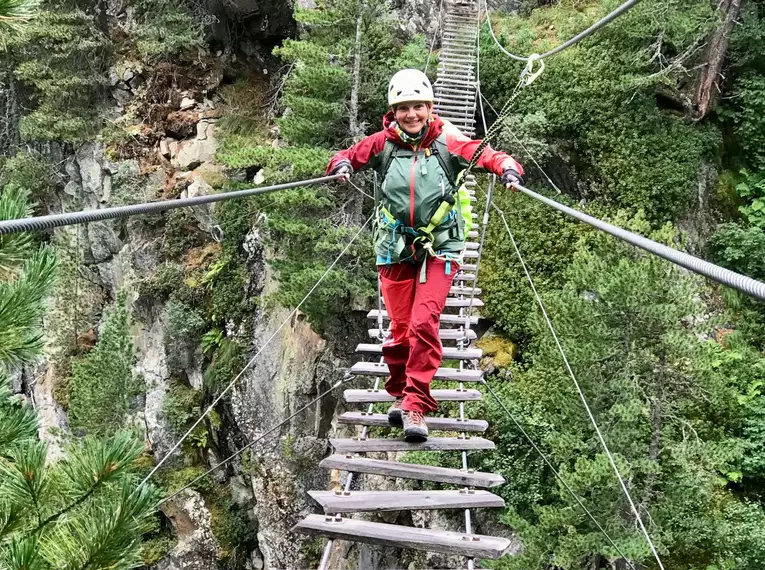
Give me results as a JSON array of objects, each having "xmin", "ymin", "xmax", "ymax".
[
  {"xmin": 383, "ymin": 298, "xmax": 483, "ymax": 306},
  {"xmin": 330, "ymin": 436, "xmax": 495, "ymax": 453},
  {"xmin": 308, "ymin": 489, "xmax": 503, "ymax": 513},
  {"xmin": 355, "ymin": 343, "xmax": 482, "ymax": 359},
  {"xmin": 460, "ymin": 263, "xmax": 477, "ymax": 271},
  {"xmin": 468, "ymin": 230, "xmax": 480, "ymax": 238},
  {"xmin": 435, "ymin": 86, "xmax": 477, "ymax": 96},
  {"xmin": 338, "ymin": 412, "xmax": 488, "ymax": 432},
  {"xmin": 293, "ymin": 515, "xmax": 512, "ymax": 559},
  {"xmin": 436, "ymin": 97, "xmax": 476, "ymax": 106},
  {"xmin": 454, "ymin": 273, "xmax": 476, "ymax": 281},
  {"xmin": 464, "ymin": 250, "xmax": 480, "ymax": 259},
  {"xmin": 465, "ymin": 242, "xmax": 479, "ymax": 249},
  {"xmin": 368, "ymin": 328, "xmax": 478, "ymax": 341},
  {"xmin": 344, "ymin": 388, "xmax": 482, "ymax": 403},
  {"xmin": 435, "ymin": 103, "xmax": 474, "ymax": 112},
  {"xmin": 349, "ymin": 361, "xmax": 484, "ymax": 382},
  {"xmin": 380, "ymin": 297, "xmax": 483, "ymax": 308},
  {"xmin": 320, "ymin": 454, "xmax": 505, "ymax": 487},
  {"xmin": 450, "ymin": 284, "xmax": 481, "ymax": 294},
  {"xmin": 438, "ymin": 62, "xmax": 475, "ymax": 71},
  {"xmin": 437, "ymin": 116, "xmax": 475, "ymax": 124},
  {"xmin": 440, "ymin": 43, "xmax": 476, "ymax": 51},
  {"xmin": 367, "ymin": 310, "xmax": 479, "ymax": 324}
]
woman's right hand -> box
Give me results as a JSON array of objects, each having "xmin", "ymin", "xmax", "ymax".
[{"xmin": 331, "ymin": 161, "xmax": 353, "ymax": 182}]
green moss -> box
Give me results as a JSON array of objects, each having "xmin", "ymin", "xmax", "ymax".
[
  {"xmin": 476, "ymin": 335, "xmax": 519, "ymax": 368},
  {"xmin": 298, "ymin": 537, "xmax": 325, "ymax": 569},
  {"xmin": 140, "ymin": 536, "xmax": 175, "ymax": 566},
  {"xmin": 209, "ymin": 498, "xmax": 257, "ymax": 565},
  {"xmin": 162, "ymin": 209, "xmax": 210, "ymax": 261}
]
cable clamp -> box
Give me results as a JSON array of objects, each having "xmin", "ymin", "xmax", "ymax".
[{"xmin": 520, "ymin": 54, "xmax": 545, "ymax": 87}]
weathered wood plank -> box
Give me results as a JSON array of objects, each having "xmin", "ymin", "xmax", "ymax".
[
  {"xmin": 449, "ymin": 284, "xmax": 481, "ymax": 295},
  {"xmin": 338, "ymin": 412, "xmax": 488, "ymax": 432},
  {"xmin": 330, "ymin": 436, "xmax": 495, "ymax": 453},
  {"xmin": 320, "ymin": 454, "xmax": 505, "ymax": 487},
  {"xmin": 293, "ymin": 515, "xmax": 512, "ymax": 559},
  {"xmin": 308, "ymin": 489, "xmax": 504, "ymax": 513},
  {"xmin": 367, "ymin": 328, "xmax": 477, "ymax": 341},
  {"xmin": 344, "ymin": 388, "xmax": 482, "ymax": 403},
  {"xmin": 367, "ymin": 310, "xmax": 478, "ymax": 325},
  {"xmin": 355, "ymin": 344, "xmax": 482, "ymax": 360},
  {"xmin": 349, "ymin": 362, "xmax": 484, "ymax": 382}
]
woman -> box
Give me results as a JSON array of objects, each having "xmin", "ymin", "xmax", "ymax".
[{"xmin": 327, "ymin": 69, "xmax": 524, "ymax": 441}]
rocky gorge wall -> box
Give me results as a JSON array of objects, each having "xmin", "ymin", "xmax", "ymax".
[{"xmin": 12, "ymin": 1, "xmax": 525, "ymax": 568}]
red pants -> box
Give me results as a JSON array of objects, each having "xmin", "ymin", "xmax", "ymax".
[{"xmin": 378, "ymin": 258, "xmax": 459, "ymax": 414}]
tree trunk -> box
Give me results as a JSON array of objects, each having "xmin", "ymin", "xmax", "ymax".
[
  {"xmin": 640, "ymin": 372, "xmax": 663, "ymax": 518},
  {"xmin": 693, "ymin": 0, "xmax": 742, "ymax": 119},
  {"xmin": 348, "ymin": 7, "xmax": 363, "ymax": 143}
]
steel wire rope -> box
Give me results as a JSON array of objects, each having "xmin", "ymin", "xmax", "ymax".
[
  {"xmin": 473, "ymin": 37, "xmax": 639, "ymax": 568},
  {"xmin": 474, "ymin": 41, "xmax": 667, "ymax": 565},
  {"xmin": 157, "ymin": 372, "xmax": 355, "ymax": 506},
  {"xmin": 424, "ymin": 0, "xmax": 445, "ymax": 76},
  {"xmin": 482, "ymin": 0, "xmax": 642, "ymax": 62},
  {"xmin": 491, "ymin": 201, "xmax": 667, "ymax": 570},
  {"xmin": 0, "ymin": 174, "xmax": 346, "ymax": 235},
  {"xmin": 139, "ymin": 211, "xmax": 376, "ymax": 487}
]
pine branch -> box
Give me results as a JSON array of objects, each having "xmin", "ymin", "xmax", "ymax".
[{"xmin": 31, "ymin": 433, "xmax": 145, "ymax": 534}]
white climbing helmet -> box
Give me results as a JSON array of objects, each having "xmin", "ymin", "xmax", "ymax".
[{"xmin": 387, "ymin": 69, "xmax": 434, "ymax": 107}]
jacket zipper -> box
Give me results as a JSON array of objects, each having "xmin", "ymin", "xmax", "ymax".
[{"xmin": 409, "ymin": 155, "xmax": 417, "ymax": 227}]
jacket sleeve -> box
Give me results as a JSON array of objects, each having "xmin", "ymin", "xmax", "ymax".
[
  {"xmin": 442, "ymin": 121, "xmax": 524, "ymax": 177},
  {"xmin": 326, "ymin": 131, "xmax": 388, "ymax": 174}
]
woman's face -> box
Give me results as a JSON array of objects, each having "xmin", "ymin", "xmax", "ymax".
[{"xmin": 394, "ymin": 101, "xmax": 432, "ymax": 136}]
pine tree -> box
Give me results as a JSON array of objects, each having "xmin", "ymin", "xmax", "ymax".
[
  {"xmin": 0, "ymin": 168, "xmax": 157, "ymax": 570},
  {"xmin": 0, "ymin": 0, "xmax": 39, "ymax": 49}
]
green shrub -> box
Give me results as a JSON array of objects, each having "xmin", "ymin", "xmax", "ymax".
[
  {"xmin": 165, "ymin": 299, "xmax": 206, "ymax": 376},
  {"xmin": 67, "ymin": 293, "xmax": 137, "ymax": 435},
  {"xmin": 9, "ymin": 9, "xmax": 110, "ymax": 143}
]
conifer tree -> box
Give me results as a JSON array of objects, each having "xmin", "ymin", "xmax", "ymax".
[{"xmin": 0, "ymin": 169, "xmax": 156, "ymax": 570}]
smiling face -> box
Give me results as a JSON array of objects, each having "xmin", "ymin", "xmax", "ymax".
[{"xmin": 393, "ymin": 101, "xmax": 432, "ymax": 136}]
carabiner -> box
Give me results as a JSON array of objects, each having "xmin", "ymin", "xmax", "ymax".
[{"xmin": 520, "ymin": 54, "xmax": 545, "ymax": 87}]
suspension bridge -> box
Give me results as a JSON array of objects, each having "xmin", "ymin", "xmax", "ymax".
[{"xmin": 2, "ymin": 0, "xmax": 764, "ymax": 568}]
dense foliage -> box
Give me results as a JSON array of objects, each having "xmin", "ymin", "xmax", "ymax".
[{"xmin": 470, "ymin": 1, "xmax": 765, "ymax": 568}]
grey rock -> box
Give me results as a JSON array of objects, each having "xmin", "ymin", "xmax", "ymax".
[
  {"xmin": 158, "ymin": 489, "xmax": 221, "ymax": 570},
  {"xmin": 135, "ymin": 308, "xmax": 174, "ymax": 461},
  {"xmin": 84, "ymin": 222, "xmax": 122, "ymax": 264},
  {"xmin": 171, "ymin": 121, "xmax": 217, "ymax": 171},
  {"xmin": 179, "ymin": 96, "xmax": 196, "ymax": 110},
  {"xmin": 159, "ymin": 138, "xmax": 171, "ymax": 159},
  {"xmin": 112, "ymin": 88, "xmax": 132, "ymax": 107}
]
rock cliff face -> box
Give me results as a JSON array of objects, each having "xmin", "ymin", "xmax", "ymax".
[{"xmin": 20, "ymin": 1, "xmax": 523, "ymax": 568}]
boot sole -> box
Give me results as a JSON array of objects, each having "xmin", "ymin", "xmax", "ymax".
[
  {"xmin": 404, "ymin": 431, "xmax": 428, "ymax": 443},
  {"xmin": 388, "ymin": 410, "xmax": 403, "ymax": 427}
]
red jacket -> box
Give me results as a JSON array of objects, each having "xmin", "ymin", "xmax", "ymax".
[{"xmin": 326, "ymin": 112, "xmax": 523, "ymax": 177}]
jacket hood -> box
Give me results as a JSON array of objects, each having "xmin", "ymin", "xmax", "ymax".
[{"xmin": 382, "ymin": 111, "xmax": 444, "ymax": 148}]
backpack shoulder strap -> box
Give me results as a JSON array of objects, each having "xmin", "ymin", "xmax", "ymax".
[
  {"xmin": 378, "ymin": 140, "xmax": 397, "ymax": 178},
  {"xmin": 431, "ymin": 134, "xmax": 459, "ymax": 188}
]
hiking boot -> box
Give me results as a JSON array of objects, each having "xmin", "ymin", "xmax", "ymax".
[
  {"xmin": 402, "ymin": 410, "xmax": 428, "ymax": 442},
  {"xmin": 387, "ymin": 398, "xmax": 404, "ymax": 427}
]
